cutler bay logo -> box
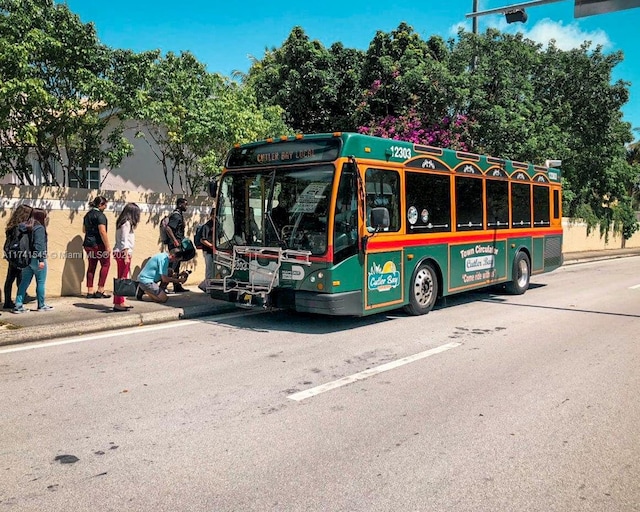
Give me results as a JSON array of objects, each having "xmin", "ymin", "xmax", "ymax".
[{"xmin": 368, "ymin": 261, "xmax": 400, "ymax": 292}]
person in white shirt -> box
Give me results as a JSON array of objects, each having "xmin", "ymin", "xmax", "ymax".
[{"xmin": 113, "ymin": 203, "xmax": 140, "ymax": 312}]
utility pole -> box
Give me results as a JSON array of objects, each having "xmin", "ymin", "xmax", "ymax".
[{"xmin": 472, "ymin": 0, "xmax": 479, "ymax": 34}]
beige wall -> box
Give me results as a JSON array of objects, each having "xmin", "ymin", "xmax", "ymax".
[
  {"xmin": 1, "ymin": 185, "xmax": 214, "ymax": 300},
  {"xmin": 1, "ymin": 184, "xmax": 639, "ymax": 299},
  {"xmin": 562, "ymin": 218, "xmax": 640, "ymax": 252}
]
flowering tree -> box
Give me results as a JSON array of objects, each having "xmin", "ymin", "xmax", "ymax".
[{"xmin": 358, "ymin": 110, "xmax": 471, "ymax": 150}]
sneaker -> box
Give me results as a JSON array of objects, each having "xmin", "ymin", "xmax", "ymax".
[
  {"xmin": 3, "ymin": 302, "xmax": 15, "ymax": 310},
  {"xmin": 136, "ymin": 285, "xmax": 145, "ymax": 301},
  {"xmin": 12, "ymin": 305, "xmax": 28, "ymax": 314},
  {"xmin": 174, "ymin": 286, "xmax": 189, "ymax": 293},
  {"xmin": 37, "ymin": 304, "xmax": 54, "ymax": 311}
]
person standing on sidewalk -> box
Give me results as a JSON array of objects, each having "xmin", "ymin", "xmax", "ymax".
[
  {"xmin": 198, "ymin": 207, "xmax": 216, "ymax": 293},
  {"xmin": 13, "ymin": 208, "xmax": 53, "ymax": 313},
  {"xmin": 164, "ymin": 198, "xmax": 189, "ymax": 293},
  {"xmin": 112, "ymin": 202, "xmax": 140, "ymax": 312},
  {"xmin": 83, "ymin": 196, "xmax": 111, "ymax": 299},
  {"xmin": 3, "ymin": 204, "xmax": 33, "ymax": 310}
]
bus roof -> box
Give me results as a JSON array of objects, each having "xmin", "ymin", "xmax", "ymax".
[{"xmin": 226, "ymin": 132, "xmax": 561, "ymax": 182}]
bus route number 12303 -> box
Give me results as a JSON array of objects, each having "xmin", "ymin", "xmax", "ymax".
[{"xmin": 389, "ymin": 145, "xmax": 412, "ymax": 160}]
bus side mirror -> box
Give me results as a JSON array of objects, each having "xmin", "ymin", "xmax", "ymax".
[
  {"xmin": 370, "ymin": 207, "xmax": 390, "ymax": 230},
  {"xmin": 208, "ymin": 180, "xmax": 218, "ymax": 198}
]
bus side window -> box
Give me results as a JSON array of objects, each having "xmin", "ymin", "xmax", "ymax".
[
  {"xmin": 511, "ymin": 183, "xmax": 532, "ymax": 227},
  {"xmin": 405, "ymin": 171, "xmax": 451, "ymax": 234},
  {"xmin": 365, "ymin": 168, "xmax": 400, "ymax": 232},
  {"xmin": 533, "ymin": 185, "xmax": 550, "ymax": 227},
  {"xmin": 486, "ymin": 179, "xmax": 509, "ymax": 229},
  {"xmin": 455, "ymin": 176, "xmax": 484, "ymax": 231}
]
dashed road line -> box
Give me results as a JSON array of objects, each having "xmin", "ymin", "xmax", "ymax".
[{"xmin": 288, "ymin": 341, "xmax": 462, "ymax": 401}]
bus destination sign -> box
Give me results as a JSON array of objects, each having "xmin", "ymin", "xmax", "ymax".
[{"xmin": 226, "ymin": 138, "xmax": 341, "ymax": 168}]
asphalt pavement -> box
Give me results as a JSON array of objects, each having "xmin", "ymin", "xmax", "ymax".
[{"xmin": 1, "ymin": 248, "xmax": 639, "ymax": 346}]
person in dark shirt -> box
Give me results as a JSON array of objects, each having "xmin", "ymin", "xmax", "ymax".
[
  {"xmin": 82, "ymin": 196, "xmax": 111, "ymax": 298},
  {"xmin": 13, "ymin": 208, "xmax": 53, "ymax": 313},
  {"xmin": 198, "ymin": 208, "xmax": 215, "ymax": 293},
  {"xmin": 164, "ymin": 198, "xmax": 189, "ymax": 292}
]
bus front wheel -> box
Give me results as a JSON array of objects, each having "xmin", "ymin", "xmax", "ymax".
[
  {"xmin": 404, "ymin": 262, "xmax": 438, "ymax": 316},
  {"xmin": 506, "ymin": 252, "xmax": 530, "ymax": 295}
]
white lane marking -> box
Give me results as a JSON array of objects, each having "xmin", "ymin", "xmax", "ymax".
[
  {"xmin": 630, "ymin": 284, "xmax": 640, "ymax": 289},
  {"xmin": 0, "ymin": 309, "xmax": 260, "ymax": 354},
  {"xmin": 288, "ymin": 341, "xmax": 462, "ymax": 402}
]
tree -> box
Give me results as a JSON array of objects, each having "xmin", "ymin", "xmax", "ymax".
[
  {"xmin": 534, "ymin": 41, "xmax": 634, "ymax": 237},
  {"xmin": 358, "ymin": 23, "xmax": 456, "ymax": 129},
  {"xmin": 247, "ymin": 27, "xmax": 365, "ymax": 133},
  {"xmin": 0, "ymin": 0, "xmax": 133, "ymax": 186},
  {"xmin": 133, "ymin": 51, "xmax": 289, "ymax": 194}
]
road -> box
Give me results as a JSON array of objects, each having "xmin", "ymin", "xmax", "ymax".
[{"xmin": 1, "ymin": 257, "xmax": 639, "ymax": 512}]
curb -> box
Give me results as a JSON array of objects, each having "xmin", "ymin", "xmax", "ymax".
[
  {"xmin": 562, "ymin": 251, "xmax": 640, "ymax": 266},
  {"xmin": 0, "ymin": 303, "xmax": 238, "ymax": 347}
]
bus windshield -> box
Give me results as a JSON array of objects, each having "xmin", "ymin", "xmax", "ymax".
[{"xmin": 215, "ymin": 164, "xmax": 335, "ymax": 256}]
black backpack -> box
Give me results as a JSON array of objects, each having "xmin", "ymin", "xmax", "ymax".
[{"xmin": 3, "ymin": 224, "xmax": 32, "ymax": 269}]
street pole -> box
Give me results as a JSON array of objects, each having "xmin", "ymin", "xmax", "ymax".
[{"xmin": 472, "ymin": 0, "xmax": 479, "ymax": 34}]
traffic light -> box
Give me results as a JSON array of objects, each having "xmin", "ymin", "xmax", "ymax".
[{"xmin": 505, "ymin": 8, "xmax": 528, "ymax": 23}]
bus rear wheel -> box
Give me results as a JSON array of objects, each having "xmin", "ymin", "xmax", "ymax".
[
  {"xmin": 404, "ymin": 262, "xmax": 438, "ymax": 316},
  {"xmin": 506, "ymin": 252, "xmax": 530, "ymax": 295}
]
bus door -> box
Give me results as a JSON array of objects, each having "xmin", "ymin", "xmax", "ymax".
[{"xmin": 362, "ymin": 167, "xmax": 404, "ymax": 311}]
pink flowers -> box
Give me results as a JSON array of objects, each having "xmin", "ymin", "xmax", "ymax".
[{"xmin": 358, "ymin": 110, "xmax": 471, "ymax": 150}]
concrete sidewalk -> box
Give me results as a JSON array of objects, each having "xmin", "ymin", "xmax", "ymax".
[
  {"xmin": 0, "ymin": 288, "xmax": 237, "ymax": 347},
  {"xmin": 1, "ymin": 248, "xmax": 639, "ymax": 347}
]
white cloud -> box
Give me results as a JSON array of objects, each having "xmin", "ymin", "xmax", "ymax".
[
  {"xmin": 449, "ymin": 21, "xmax": 469, "ymax": 37},
  {"xmin": 521, "ymin": 18, "xmax": 611, "ymax": 50},
  {"xmin": 452, "ymin": 16, "xmax": 612, "ymax": 51}
]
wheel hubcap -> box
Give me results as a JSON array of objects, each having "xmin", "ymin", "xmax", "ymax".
[
  {"xmin": 516, "ymin": 259, "xmax": 529, "ymax": 287},
  {"xmin": 414, "ymin": 268, "xmax": 434, "ymax": 306}
]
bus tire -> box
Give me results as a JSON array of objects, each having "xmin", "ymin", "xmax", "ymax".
[
  {"xmin": 404, "ymin": 262, "xmax": 438, "ymax": 316},
  {"xmin": 506, "ymin": 252, "xmax": 530, "ymax": 295}
]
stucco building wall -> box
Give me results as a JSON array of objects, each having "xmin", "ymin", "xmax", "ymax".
[{"xmin": 562, "ymin": 218, "xmax": 640, "ymax": 252}]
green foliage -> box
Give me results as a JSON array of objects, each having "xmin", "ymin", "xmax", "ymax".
[
  {"xmin": 247, "ymin": 27, "xmax": 364, "ymax": 132},
  {"xmin": 131, "ymin": 51, "xmax": 290, "ymax": 194},
  {"xmin": 0, "ymin": 0, "xmax": 132, "ymax": 186},
  {"xmin": 247, "ymin": 23, "xmax": 636, "ymax": 240}
]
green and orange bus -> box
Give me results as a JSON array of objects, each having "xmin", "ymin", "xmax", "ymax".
[{"xmin": 207, "ymin": 132, "xmax": 562, "ymax": 316}]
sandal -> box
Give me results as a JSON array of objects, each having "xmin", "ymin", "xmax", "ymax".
[{"xmin": 94, "ymin": 291, "xmax": 111, "ymax": 299}]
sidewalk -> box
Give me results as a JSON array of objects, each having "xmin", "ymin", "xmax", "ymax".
[
  {"xmin": 0, "ymin": 288, "xmax": 237, "ymax": 347},
  {"xmin": 1, "ymin": 248, "xmax": 639, "ymax": 347}
]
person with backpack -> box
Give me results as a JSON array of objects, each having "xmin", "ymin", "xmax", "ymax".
[
  {"xmin": 163, "ymin": 198, "xmax": 189, "ymax": 293},
  {"xmin": 3, "ymin": 204, "xmax": 34, "ymax": 309},
  {"xmin": 112, "ymin": 202, "xmax": 140, "ymax": 312},
  {"xmin": 82, "ymin": 196, "xmax": 111, "ymax": 299},
  {"xmin": 13, "ymin": 208, "xmax": 53, "ymax": 313},
  {"xmin": 197, "ymin": 207, "xmax": 216, "ymax": 293}
]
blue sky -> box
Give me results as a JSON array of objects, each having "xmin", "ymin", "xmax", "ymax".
[{"xmin": 60, "ymin": 0, "xmax": 639, "ymax": 140}]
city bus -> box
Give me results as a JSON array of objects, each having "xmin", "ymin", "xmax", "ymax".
[{"xmin": 206, "ymin": 132, "xmax": 562, "ymax": 316}]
